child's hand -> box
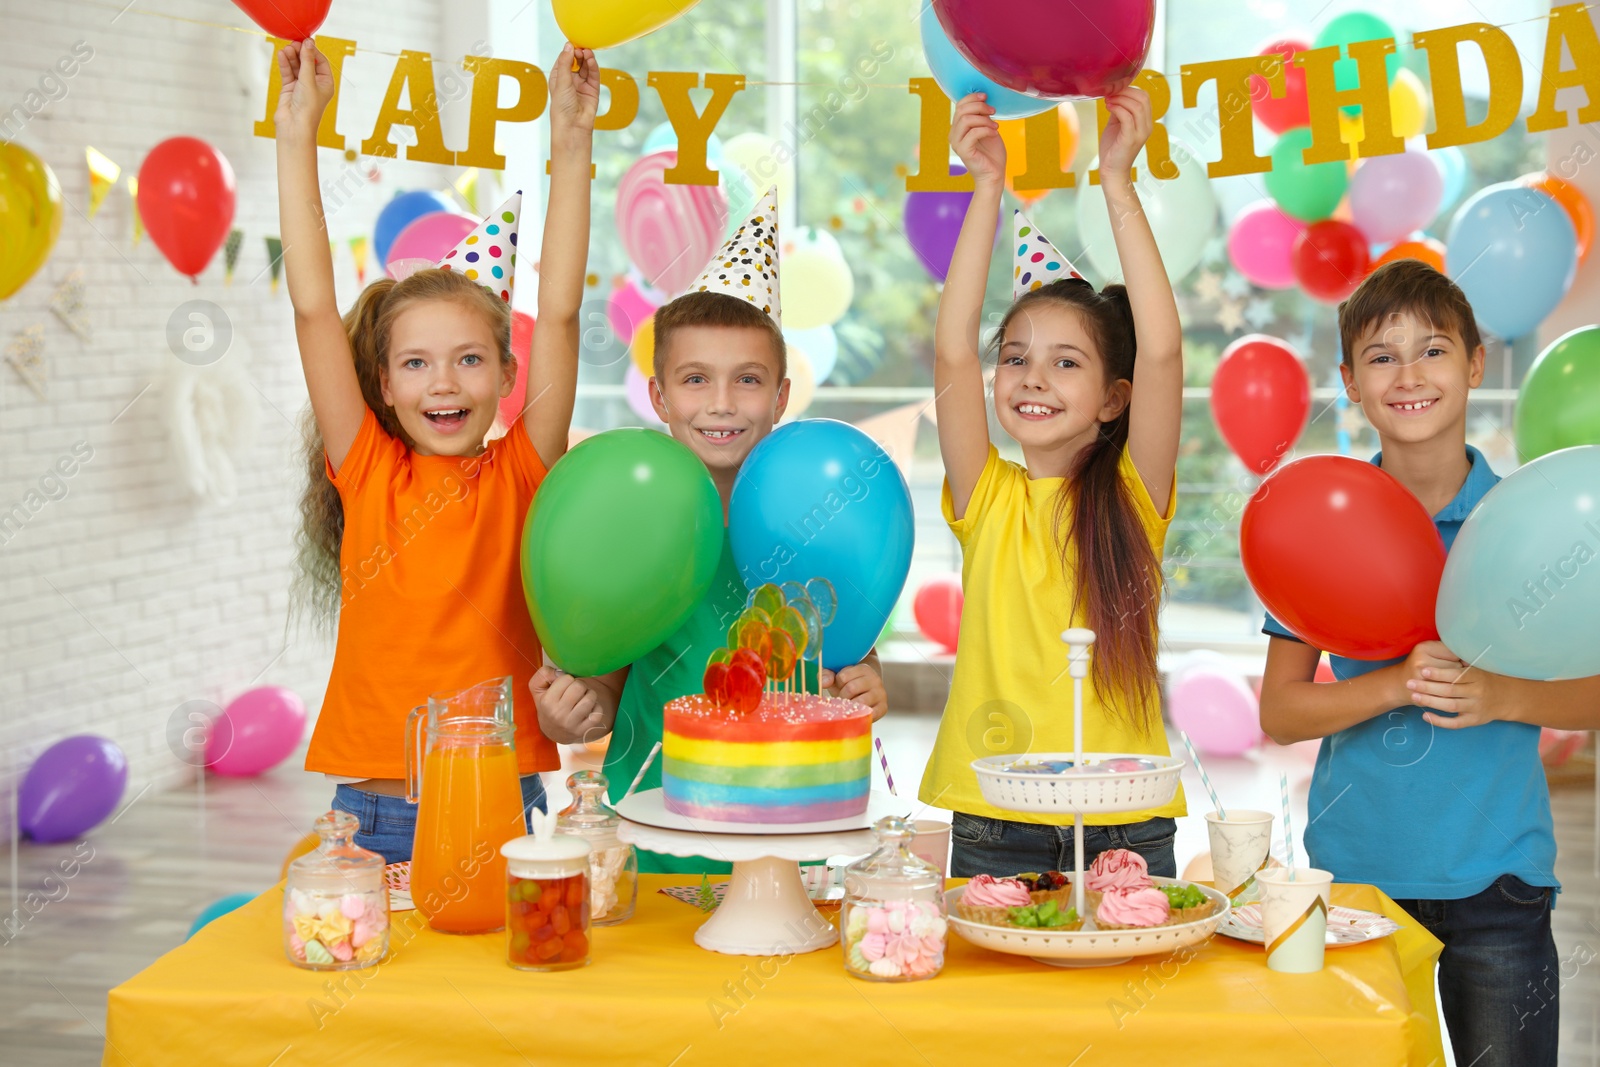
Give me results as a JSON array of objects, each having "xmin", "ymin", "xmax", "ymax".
[
  {"xmin": 819, "ymin": 662, "xmax": 889, "ymax": 722},
  {"xmin": 275, "ymin": 39, "xmax": 336, "ymax": 138},
  {"xmin": 1392, "ymin": 639, "xmax": 1465, "ymax": 710},
  {"xmin": 1098, "ymin": 86, "xmax": 1152, "ymax": 185},
  {"xmin": 948, "ymin": 93, "xmax": 1005, "ymax": 188},
  {"xmin": 549, "ymin": 43, "xmax": 601, "ymax": 134},
  {"xmin": 1406, "ymin": 649, "xmax": 1506, "ymax": 729},
  {"xmin": 529, "ymin": 665, "xmax": 609, "ymax": 744}
]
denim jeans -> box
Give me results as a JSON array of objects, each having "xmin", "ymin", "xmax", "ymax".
[
  {"xmin": 331, "ymin": 775, "xmax": 549, "ymax": 865},
  {"xmin": 1392, "ymin": 875, "xmax": 1559, "ymax": 1067},
  {"xmin": 949, "ymin": 813, "xmax": 1178, "ymax": 879}
]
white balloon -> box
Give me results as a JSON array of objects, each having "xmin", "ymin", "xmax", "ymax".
[{"xmin": 1076, "ymin": 140, "xmax": 1218, "ymax": 284}]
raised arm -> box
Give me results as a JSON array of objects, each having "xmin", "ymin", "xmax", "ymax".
[
  {"xmin": 274, "ymin": 39, "xmax": 366, "ymax": 471},
  {"xmin": 521, "ymin": 44, "xmax": 600, "ymax": 469},
  {"xmin": 1098, "ymin": 88, "xmax": 1182, "ymax": 513},
  {"xmin": 936, "ymin": 94, "xmax": 1005, "ymax": 519}
]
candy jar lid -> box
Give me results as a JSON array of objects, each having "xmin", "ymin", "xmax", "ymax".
[
  {"xmin": 503, "ymin": 810, "xmax": 591, "ymax": 879},
  {"xmin": 557, "ymin": 770, "xmax": 621, "ymax": 839},
  {"xmin": 844, "ymin": 816, "xmax": 942, "ymax": 899},
  {"xmin": 289, "ymin": 810, "xmax": 384, "ymax": 883}
]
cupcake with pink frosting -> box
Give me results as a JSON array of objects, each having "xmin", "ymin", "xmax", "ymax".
[
  {"xmin": 1083, "ymin": 848, "xmax": 1152, "ymax": 916},
  {"xmin": 956, "ymin": 874, "xmax": 1032, "ymax": 925},
  {"xmin": 1094, "ymin": 885, "xmax": 1172, "ymax": 930}
]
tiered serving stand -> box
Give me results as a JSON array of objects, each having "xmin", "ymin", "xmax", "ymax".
[{"xmin": 948, "ymin": 628, "xmax": 1230, "ymax": 966}]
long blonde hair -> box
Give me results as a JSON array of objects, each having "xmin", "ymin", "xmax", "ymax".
[{"xmin": 290, "ymin": 268, "xmax": 512, "ymax": 636}]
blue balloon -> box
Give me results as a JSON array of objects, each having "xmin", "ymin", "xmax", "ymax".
[
  {"xmin": 374, "ymin": 190, "xmax": 457, "ymax": 268},
  {"xmin": 1446, "ymin": 183, "xmax": 1577, "ymax": 340},
  {"xmin": 783, "ymin": 324, "xmax": 838, "ymax": 384},
  {"xmin": 1432, "ymin": 146, "xmax": 1470, "ymax": 210},
  {"xmin": 1437, "ymin": 446, "xmax": 1600, "ymax": 681},
  {"xmin": 728, "ymin": 420, "xmax": 914, "ymax": 670},
  {"xmin": 919, "ymin": 7, "xmax": 1053, "ymax": 121},
  {"xmin": 187, "ymin": 892, "xmax": 257, "ymax": 940},
  {"xmin": 641, "ymin": 121, "xmax": 726, "ymax": 170}
]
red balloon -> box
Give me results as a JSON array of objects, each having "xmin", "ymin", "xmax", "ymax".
[
  {"xmin": 231, "ymin": 0, "xmax": 331, "ymax": 41},
  {"xmin": 1291, "ymin": 219, "xmax": 1370, "ymax": 302},
  {"xmin": 1314, "ymin": 658, "xmax": 1335, "ymax": 683},
  {"xmin": 912, "ymin": 574, "xmax": 963, "ymax": 652},
  {"xmin": 499, "ymin": 310, "xmax": 536, "ymax": 426},
  {"xmin": 137, "ymin": 137, "xmax": 236, "ymax": 280},
  {"xmin": 1251, "ymin": 38, "xmax": 1311, "ymax": 134},
  {"xmin": 1241, "ymin": 456, "xmax": 1446, "ymax": 660},
  {"xmin": 1210, "ymin": 335, "xmax": 1311, "ymax": 475},
  {"xmin": 931, "ymin": 0, "xmax": 1156, "ymax": 100}
]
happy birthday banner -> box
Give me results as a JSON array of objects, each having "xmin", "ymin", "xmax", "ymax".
[{"xmin": 252, "ymin": 4, "xmax": 1600, "ymax": 190}]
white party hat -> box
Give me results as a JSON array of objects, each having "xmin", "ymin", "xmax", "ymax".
[
  {"xmin": 1013, "ymin": 209, "xmax": 1087, "ymax": 300},
  {"xmin": 687, "ymin": 187, "xmax": 781, "ymax": 323},
  {"xmin": 433, "ymin": 190, "xmax": 522, "ymax": 302}
]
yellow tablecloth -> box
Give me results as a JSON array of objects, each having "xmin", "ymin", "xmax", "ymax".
[{"xmin": 106, "ymin": 878, "xmax": 1444, "ymax": 1066}]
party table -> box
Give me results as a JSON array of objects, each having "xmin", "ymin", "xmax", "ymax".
[{"xmin": 105, "ymin": 877, "xmax": 1444, "ymax": 1066}]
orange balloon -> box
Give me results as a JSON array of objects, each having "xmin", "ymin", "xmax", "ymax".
[
  {"xmin": 1521, "ymin": 172, "xmax": 1594, "ymax": 264},
  {"xmin": 996, "ymin": 105, "xmax": 1079, "ymax": 204},
  {"xmin": 1373, "ymin": 237, "xmax": 1447, "ymax": 274}
]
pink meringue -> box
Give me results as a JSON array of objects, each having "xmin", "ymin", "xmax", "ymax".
[
  {"xmin": 962, "ymin": 874, "xmax": 1031, "ymax": 908},
  {"xmin": 1096, "ymin": 886, "xmax": 1170, "ymax": 927},
  {"xmin": 1086, "ymin": 849, "xmax": 1152, "ymax": 894}
]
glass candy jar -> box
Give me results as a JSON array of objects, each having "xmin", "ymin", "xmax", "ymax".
[
  {"xmin": 283, "ymin": 810, "xmax": 390, "ymax": 970},
  {"xmin": 556, "ymin": 770, "xmax": 638, "ymax": 926},
  {"xmin": 841, "ymin": 817, "xmax": 948, "ymax": 982},
  {"xmin": 503, "ymin": 818, "xmax": 592, "ymax": 971}
]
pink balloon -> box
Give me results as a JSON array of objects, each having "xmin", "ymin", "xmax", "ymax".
[
  {"xmin": 931, "ymin": 0, "xmax": 1156, "ymax": 100},
  {"xmin": 607, "ymin": 278, "xmax": 662, "ymax": 345},
  {"xmin": 1227, "ymin": 201, "xmax": 1306, "ymax": 290},
  {"xmin": 1169, "ymin": 668, "xmax": 1259, "ymax": 757},
  {"xmin": 624, "ymin": 364, "xmax": 664, "ymax": 425},
  {"xmin": 500, "ymin": 310, "xmax": 535, "ymax": 427},
  {"xmin": 615, "ymin": 150, "xmax": 729, "ymax": 295},
  {"xmin": 1349, "ymin": 152, "xmax": 1444, "ymax": 245},
  {"xmin": 206, "ymin": 687, "xmax": 307, "ymax": 777},
  {"xmin": 386, "ymin": 212, "xmax": 479, "ymax": 276}
]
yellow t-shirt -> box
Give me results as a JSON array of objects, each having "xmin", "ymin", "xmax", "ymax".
[{"xmin": 917, "ymin": 444, "xmax": 1185, "ymax": 824}]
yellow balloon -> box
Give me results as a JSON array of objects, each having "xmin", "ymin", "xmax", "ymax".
[
  {"xmin": 1389, "ymin": 69, "xmax": 1429, "ymax": 140},
  {"xmin": 629, "ymin": 315, "xmax": 657, "ymax": 377},
  {"xmin": 1338, "ymin": 112, "xmax": 1364, "ymax": 162},
  {"xmin": 781, "ymin": 349, "xmax": 816, "ymax": 421},
  {"xmin": 0, "ymin": 144, "xmax": 63, "ymax": 301},
  {"xmin": 781, "ymin": 229, "xmax": 853, "ymax": 331},
  {"xmin": 722, "ymin": 132, "xmax": 795, "ymax": 216},
  {"xmin": 552, "ymin": 0, "xmax": 703, "ymax": 50}
]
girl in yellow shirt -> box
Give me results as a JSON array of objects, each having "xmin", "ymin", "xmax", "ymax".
[{"xmin": 918, "ymin": 89, "xmax": 1186, "ymax": 878}]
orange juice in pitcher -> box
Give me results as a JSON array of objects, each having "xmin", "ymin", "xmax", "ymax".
[{"xmin": 406, "ymin": 677, "xmax": 526, "ymax": 934}]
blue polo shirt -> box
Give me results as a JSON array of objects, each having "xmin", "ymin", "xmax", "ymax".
[{"xmin": 1263, "ymin": 445, "xmax": 1557, "ymax": 901}]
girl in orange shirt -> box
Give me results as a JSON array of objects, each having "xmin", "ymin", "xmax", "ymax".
[{"xmin": 274, "ymin": 38, "xmax": 599, "ymax": 861}]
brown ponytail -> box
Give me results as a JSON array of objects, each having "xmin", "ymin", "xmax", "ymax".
[
  {"xmin": 995, "ymin": 279, "xmax": 1164, "ymax": 733},
  {"xmin": 289, "ymin": 268, "xmax": 512, "ymax": 636}
]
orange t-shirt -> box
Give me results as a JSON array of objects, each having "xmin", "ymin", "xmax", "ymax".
[{"xmin": 305, "ymin": 407, "xmax": 559, "ymax": 779}]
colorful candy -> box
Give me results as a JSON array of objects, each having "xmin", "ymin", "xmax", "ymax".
[
  {"xmin": 506, "ymin": 873, "xmax": 590, "ymax": 970},
  {"xmin": 842, "ymin": 899, "xmax": 945, "ymax": 981},
  {"xmin": 806, "ymin": 578, "xmax": 838, "ymax": 625},
  {"xmin": 752, "ymin": 583, "xmax": 785, "ymax": 618},
  {"xmin": 283, "ymin": 888, "xmax": 388, "ymax": 970},
  {"xmin": 773, "ymin": 605, "xmax": 808, "ymax": 658},
  {"xmin": 765, "ymin": 628, "xmax": 797, "ymax": 680}
]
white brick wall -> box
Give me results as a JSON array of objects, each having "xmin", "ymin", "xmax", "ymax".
[{"xmin": 0, "ymin": 0, "xmax": 467, "ymax": 803}]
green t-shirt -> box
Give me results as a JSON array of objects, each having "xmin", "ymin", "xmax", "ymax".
[{"xmin": 604, "ymin": 530, "xmax": 820, "ymax": 874}]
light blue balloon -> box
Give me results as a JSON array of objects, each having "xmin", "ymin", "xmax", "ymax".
[
  {"xmin": 783, "ymin": 324, "xmax": 838, "ymax": 384},
  {"xmin": 919, "ymin": 7, "xmax": 1053, "ymax": 121},
  {"xmin": 1437, "ymin": 446, "xmax": 1600, "ymax": 681},
  {"xmin": 1446, "ymin": 183, "xmax": 1577, "ymax": 339},
  {"xmin": 187, "ymin": 892, "xmax": 256, "ymax": 940},
  {"xmin": 728, "ymin": 420, "xmax": 914, "ymax": 670},
  {"xmin": 1432, "ymin": 146, "xmax": 1470, "ymax": 210}
]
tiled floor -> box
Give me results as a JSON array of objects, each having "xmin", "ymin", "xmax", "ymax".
[{"xmin": 1, "ymin": 711, "xmax": 1594, "ymax": 1066}]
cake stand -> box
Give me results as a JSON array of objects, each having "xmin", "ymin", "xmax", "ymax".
[
  {"xmin": 951, "ymin": 628, "xmax": 1226, "ymax": 967},
  {"xmin": 615, "ymin": 789, "xmax": 903, "ymax": 956}
]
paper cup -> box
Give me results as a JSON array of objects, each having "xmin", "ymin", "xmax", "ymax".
[
  {"xmin": 909, "ymin": 820, "xmax": 951, "ymax": 879},
  {"xmin": 1257, "ymin": 867, "xmax": 1333, "ymax": 973},
  {"xmin": 1205, "ymin": 809, "xmax": 1274, "ymax": 904}
]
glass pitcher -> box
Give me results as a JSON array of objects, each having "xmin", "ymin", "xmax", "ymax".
[{"xmin": 406, "ymin": 676, "xmax": 525, "ymax": 934}]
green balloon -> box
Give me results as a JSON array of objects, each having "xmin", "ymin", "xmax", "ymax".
[
  {"xmin": 1516, "ymin": 325, "xmax": 1600, "ymax": 462},
  {"xmin": 1313, "ymin": 12, "xmax": 1403, "ymax": 114},
  {"xmin": 521, "ymin": 429, "xmax": 723, "ymax": 676},
  {"xmin": 1265, "ymin": 127, "xmax": 1348, "ymax": 222}
]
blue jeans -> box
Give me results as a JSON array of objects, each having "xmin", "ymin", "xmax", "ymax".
[
  {"xmin": 1392, "ymin": 875, "xmax": 1559, "ymax": 1067},
  {"xmin": 949, "ymin": 813, "xmax": 1177, "ymax": 879},
  {"xmin": 331, "ymin": 775, "xmax": 549, "ymax": 865}
]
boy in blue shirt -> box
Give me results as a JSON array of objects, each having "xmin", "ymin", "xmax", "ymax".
[{"xmin": 1259, "ymin": 259, "xmax": 1600, "ymax": 1067}]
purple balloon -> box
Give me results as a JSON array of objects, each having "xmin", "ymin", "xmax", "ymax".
[
  {"xmin": 19, "ymin": 735, "xmax": 128, "ymax": 843},
  {"xmin": 1350, "ymin": 152, "xmax": 1445, "ymax": 246},
  {"xmin": 904, "ymin": 166, "xmax": 1002, "ymax": 283}
]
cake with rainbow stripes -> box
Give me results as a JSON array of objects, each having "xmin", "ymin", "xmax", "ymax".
[{"xmin": 662, "ymin": 693, "xmax": 872, "ymax": 824}]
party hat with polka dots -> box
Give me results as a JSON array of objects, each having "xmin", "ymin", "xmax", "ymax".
[
  {"xmin": 1012, "ymin": 209, "xmax": 1085, "ymax": 301},
  {"xmin": 436, "ymin": 190, "xmax": 521, "ymax": 302},
  {"xmin": 688, "ymin": 187, "xmax": 781, "ymax": 324}
]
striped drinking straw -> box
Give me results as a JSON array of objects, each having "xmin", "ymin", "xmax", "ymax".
[
  {"xmin": 1280, "ymin": 773, "xmax": 1295, "ymax": 882},
  {"xmin": 874, "ymin": 736, "xmax": 897, "ymax": 796},
  {"xmin": 1179, "ymin": 730, "xmax": 1226, "ymax": 819}
]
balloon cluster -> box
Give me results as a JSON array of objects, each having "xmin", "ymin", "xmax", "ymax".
[{"xmin": 702, "ymin": 578, "xmax": 837, "ymax": 712}]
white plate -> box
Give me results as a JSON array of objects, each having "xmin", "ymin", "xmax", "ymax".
[
  {"xmin": 946, "ymin": 877, "xmax": 1230, "ymax": 967},
  {"xmin": 614, "ymin": 787, "xmax": 904, "ymax": 836},
  {"xmin": 971, "ymin": 752, "xmax": 1184, "ymax": 814},
  {"xmin": 1216, "ymin": 903, "xmax": 1402, "ymax": 947}
]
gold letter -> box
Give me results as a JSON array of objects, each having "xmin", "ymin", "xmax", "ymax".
[
  {"xmin": 255, "ymin": 35, "xmax": 357, "ymax": 150},
  {"xmin": 1180, "ymin": 56, "xmax": 1279, "ymax": 178},
  {"xmin": 906, "ymin": 78, "xmax": 972, "ymax": 192},
  {"xmin": 595, "ymin": 68, "xmax": 640, "ymax": 131},
  {"xmin": 1294, "ymin": 40, "xmax": 1405, "ymax": 164},
  {"xmin": 1415, "ymin": 24, "xmax": 1523, "ymax": 147},
  {"xmin": 1010, "ymin": 107, "xmax": 1076, "ymax": 194},
  {"xmin": 1527, "ymin": 3, "xmax": 1600, "ymax": 133},
  {"xmin": 360, "ymin": 50, "xmax": 456, "ymax": 165},
  {"xmin": 1090, "ymin": 70, "xmax": 1175, "ymax": 184},
  {"xmin": 457, "ymin": 57, "xmax": 546, "ymax": 170},
  {"xmin": 648, "ymin": 72, "xmax": 746, "ymax": 185}
]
